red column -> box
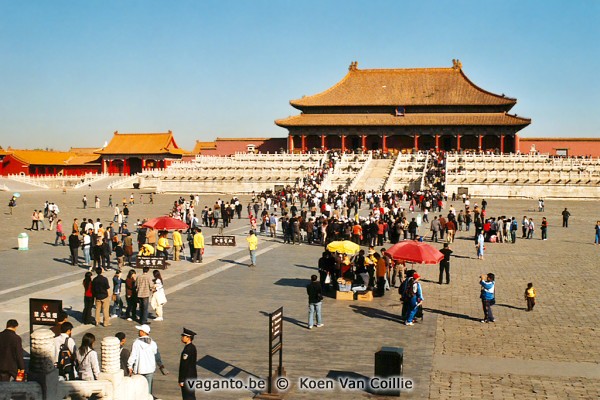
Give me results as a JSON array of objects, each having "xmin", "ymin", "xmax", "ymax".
[
  {"xmin": 435, "ymin": 134, "xmax": 440, "ymax": 150},
  {"xmin": 109, "ymin": 160, "xmax": 114, "ymax": 174},
  {"xmin": 414, "ymin": 134, "xmax": 419, "ymax": 150},
  {"xmin": 124, "ymin": 159, "xmax": 129, "ymax": 175},
  {"xmin": 382, "ymin": 135, "xmax": 388, "ymax": 152},
  {"xmin": 341, "ymin": 135, "xmax": 346, "ymax": 152},
  {"xmin": 514, "ymin": 134, "xmax": 520, "ymax": 153},
  {"xmin": 457, "ymin": 135, "xmax": 461, "ymax": 151},
  {"xmin": 288, "ymin": 136, "xmax": 294, "ymax": 153},
  {"xmin": 478, "ymin": 135, "xmax": 483, "ymax": 151},
  {"xmin": 301, "ymin": 135, "xmax": 306, "ymax": 153},
  {"xmin": 500, "ymin": 134, "xmax": 505, "ymax": 154},
  {"xmin": 321, "ymin": 134, "xmax": 326, "ymax": 150},
  {"xmin": 361, "ymin": 135, "xmax": 366, "ymax": 151}
]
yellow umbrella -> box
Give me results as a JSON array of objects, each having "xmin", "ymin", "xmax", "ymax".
[{"xmin": 326, "ymin": 240, "xmax": 360, "ymax": 255}]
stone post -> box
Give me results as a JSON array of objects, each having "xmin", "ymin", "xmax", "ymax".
[
  {"xmin": 99, "ymin": 336, "xmax": 125, "ymax": 399},
  {"xmin": 29, "ymin": 329, "xmax": 58, "ymax": 400}
]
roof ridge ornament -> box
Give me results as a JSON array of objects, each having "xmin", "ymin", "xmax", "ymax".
[
  {"xmin": 348, "ymin": 61, "xmax": 359, "ymax": 71},
  {"xmin": 452, "ymin": 59, "xmax": 462, "ymax": 71}
]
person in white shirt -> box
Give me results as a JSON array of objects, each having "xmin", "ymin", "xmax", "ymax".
[
  {"xmin": 76, "ymin": 333, "xmax": 100, "ymax": 381},
  {"xmin": 54, "ymin": 322, "xmax": 78, "ymax": 380},
  {"xmin": 128, "ymin": 324, "xmax": 159, "ymax": 395}
]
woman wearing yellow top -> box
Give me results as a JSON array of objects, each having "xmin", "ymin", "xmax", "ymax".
[
  {"xmin": 172, "ymin": 230, "xmax": 183, "ymax": 261},
  {"xmin": 156, "ymin": 232, "xmax": 171, "ymax": 260}
]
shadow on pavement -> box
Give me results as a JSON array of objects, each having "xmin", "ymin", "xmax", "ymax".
[
  {"xmin": 349, "ymin": 305, "xmax": 403, "ymax": 324},
  {"xmin": 293, "ymin": 264, "xmax": 317, "ymax": 271},
  {"xmin": 259, "ymin": 311, "xmax": 306, "ymax": 329},
  {"xmin": 495, "ymin": 303, "xmax": 526, "ymax": 311},
  {"xmin": 218, "ymin": 259, "xmax": 248, "ymax": 267},
  {"xmin": 422, "ymin": 307, "xmax": 480, "ymax": 321},
  {"xmin": 273, "ymin": 278, "xmax": 309, "ymax": 288},
  {"xmin": 197, "ymin": 354, "xmax": 260, "ymax": 380}
]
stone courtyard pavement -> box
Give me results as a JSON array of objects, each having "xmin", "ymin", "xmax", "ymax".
[{"xmin": 0, "ymin": 189, "xmax": 599, "ymax": 399}]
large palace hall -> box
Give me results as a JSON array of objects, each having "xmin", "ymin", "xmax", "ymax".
[{"xmin": 276, "ymin": 60, "xmax": 531, "ymax": 153}]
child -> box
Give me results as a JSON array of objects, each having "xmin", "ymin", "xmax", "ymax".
[{"xmin": 525, "ymin": 282, "xmax": 536, "ymax": 311}]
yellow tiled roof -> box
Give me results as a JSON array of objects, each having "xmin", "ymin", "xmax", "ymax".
[
  {"xmin": 290, "ymin": 63, "xmax": 516, "ymax": 107},
  {"xmin": 96, "ymin": 131, "xmax": 184, "ymax": 155},
  {"xmin": 276, "ymin": 113, "xmax": 531, "ymax": 127},
  {"xmin": 8, "ymin": 150, "xmax": 100, "ymax": 165},
  {"xmin": 192, "ymin": 141, "xmax": 217, "ymax": 154}
]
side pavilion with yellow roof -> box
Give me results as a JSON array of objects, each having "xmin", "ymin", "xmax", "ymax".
[
  {"xmin": 96, "ymin": 131, "xmax": 188, "ymax": 175},
  {"xmin": 275, "ymin": 60, "xmax": 531, "ymax": 153}
]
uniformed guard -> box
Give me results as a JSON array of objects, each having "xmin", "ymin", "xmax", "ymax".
[{"xmin": 179, "ymin": 327, "xmax": 198, "ymax": 400}]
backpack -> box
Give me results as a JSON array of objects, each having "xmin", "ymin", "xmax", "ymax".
[
  {"xmin": 57, "ymin": 337, "xmax": 76, "ymax": 380},
  {"xmin": 402, "ymin": 278, "xmax": 416, "ymax": 298}
]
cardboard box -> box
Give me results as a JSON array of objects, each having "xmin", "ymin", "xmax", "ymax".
[
  {"xmin": 357, "ymin": 291, "xmax": 374, "ymax": 301},
  {"xmin": 336, "ymin": 291, "xmax": 355, "ymax": 301}
]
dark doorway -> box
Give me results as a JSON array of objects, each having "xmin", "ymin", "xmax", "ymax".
[
  {"xmin": 442, "ymin": 136, "xmax": 453, "ymax": 151},
  {"xmin": 128, "ymin": 157, "xmax": 143, "ymax": 175}
]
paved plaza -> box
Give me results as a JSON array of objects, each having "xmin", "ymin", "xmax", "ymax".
[{"xmin": 1, "ymin": 189, "xmax": 599, "ymax": 399}]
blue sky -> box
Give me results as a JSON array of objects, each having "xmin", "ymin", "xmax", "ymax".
[{"xmin": 0, "ymin": 0, "xmax": 598, "ymax": 150}]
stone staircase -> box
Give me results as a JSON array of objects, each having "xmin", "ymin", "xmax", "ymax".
[{"xmin": 351, "ymin": 158, "xmax": 395, "ymax": 191}]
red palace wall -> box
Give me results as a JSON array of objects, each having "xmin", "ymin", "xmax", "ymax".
[
  {"xmin": 0, "ymin": 155, "xmax": 28, "ymax": 175},
  {"xmin": 520, "ymin": 139, "xmax": 600, "ymax": 157}
]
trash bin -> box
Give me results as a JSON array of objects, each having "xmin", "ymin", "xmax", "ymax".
[
  {"xmin": 18, "ymin": 233, "xmax": 29, "ymax": 251},
  {"xmin": 373, "ymin": 346, "xmax": 403, "ymax": 396}
]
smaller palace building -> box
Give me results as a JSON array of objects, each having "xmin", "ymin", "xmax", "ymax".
[
  {"xmin": 96, "ymin": 131, "xmax": 187, "ymax": 174},
  {"xmin": 276, "ymin": 60, "xmax": 531, "ymax": 153}
]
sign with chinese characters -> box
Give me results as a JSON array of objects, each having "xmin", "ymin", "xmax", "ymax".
[
  {"xmin": 29, "ymin": 298, "xmax": 63, "ymax": 326},
  {"xmin": 211, "ymin": 235, "xmax": 236, "ymax": 246},
  {"xmin": 136, "ymin": 256, "xmax": 168, "ymax": 270}
]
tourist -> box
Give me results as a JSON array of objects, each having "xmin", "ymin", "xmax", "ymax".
[
  {"xmin": 82, "ymin": 195, "xmax": 87, "ymax": 209},
  {"xmin": 113, "ymin": 205, "xmax": 120, "ymax": 222},
  {"xmin": 54, "ymin": 321, "xmax": 77, "ymax": 380},
  {"xmin": 527, "ymin": 218, "xmax": 535, "ymax": 239},
  {"xmin": 95, "ymin": 195, "xmax": 100, "ymax": 209},
  {"xmin": 123, "ymin": 232, "xmax": 134, "ymax": 266},
  {"xmin": 476, "ymin": 232, "xmax": 485, "ymax": 260},
  {"xmin": 179, "ymin": 328, "xmax": 198, "ymax": 400},
  {"xmin": 405, "ymin": 272, "xmax": 423, "ymax": 326},
  {"xmin": 306, "ymin": 274, "xmax": 324, "ymax": 329},
  {"xmin": 430, "ymin": 216, "xmax": 441, "ymax": 242},
  {"xmin": 108, "ymin": 194, "xmax": 113, "ymax": 207},
  {"xmin": 92, "ymin": 268, "xmax": 111, "ymax": 327},
  {"xmin": 374, "ymin": 252, "xmax": 387, "ymax": 297},
  {"xmin": 151, "ymin": 270, "xmax": 167, "ymax": 322},
  {"xmin": 480, "ymin": 273, "xmax": 496, "ymax": 323},
  {"xmin": 524, "ymin": 282, "xmax": 536, "ymax": 311},
  {"xmin": 156, "ymin": 232, "xmax": 171, "ymax": 260},
  {"xmin": 247, "ymin": 229, "xmax": 258, "ymax": 267},
  {"xmin": 111, "ymin": 270, "xmax": 123, "ymax": 318},
  {"xmin": 146, "ymin": 227, "xmax": 157, "ymax": 250},
  {"xmin": 101, "ymin": 238, "xmax": 111, "ymax": 269},
  {"xmin": 562, "ymin": 208, "xmax": 571, "ymax": 227},
  {"xmin": 115, "ymin": 240, "xmax": 125, "ymax": 270},
  {"xmin": 38, "ymin": 209, "xmax": 46, "ymax": 230},
  {"xmin": 115, "ymin": 332, "xmax": 130, "ymax": 374},
  {"xmin": 68, "ymin": 230, "xmax": 81, "ymax": 265},
  {"xmin": 136, "ymin": 267, "xmax": 153, "ymax": 325},
  {"xmin": 30, "ymin": 210, "xmax": 39, "ymax": 231},
  {"xmin": 173, "ymin": 229, "xmax": 183, "ymax": 261},
  {"xmin": 128, "ymin": 324, "xmax": 159, "ymax": 395},
  {"xmin": 445, "ymin": 217, "xmax": 456, "ymax": 243},
  {"xmin": 595, "ymin": 221, "xmax": 600, "ymax": 245},
  {"xmin": 125, "ymin": 270, "xmax": 138, "ymax": 322},
  {"xmin": 0, "ymin": 319, "xmax": 25, "ymax": 382},
  {"xmin": 439, "ymin": 243, "xmax": 453, "ymax": 284},
  {"xmin": 123, "ymin": 204, "xmax": 130, "ymax": 222},
  {"xmin": 82, "ymin": 273, "xmax": 94, "ymax": 324},
  {"xmin": 8, "ymin": 196, "xmax": 16, "ymax": 215},
  {"xmin": 76, "ymin": 333, "xmax": 100, "ymax": 381},
  {"xmin": 510, "ymin": 217, "xmax": 518, "ymax": 243},
  {"xmin": 521, "ymin": 216, "xmax": 528, "ymax": 238},
  {"xmin": 192, "ymin": 228, "xmax": 204, "ymax": 263},
  {"xmin": 541, "ymin": 217, "xmax": 548, "ymax": 240}
]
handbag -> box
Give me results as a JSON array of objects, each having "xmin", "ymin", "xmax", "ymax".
[{"xmin": 324, "ymin": 273, "xmax": 331, "ymax": 284}]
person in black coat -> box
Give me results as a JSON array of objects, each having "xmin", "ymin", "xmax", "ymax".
[
  {"xmin": 179, "ymin": 328, "xmax": 198, "ymax": 400},
  {"xmin": 68, "ymin": 231, "xmax": 81, "ymax": 266},
  {"xmin": 0, "ymin": 319, "xmax": 25, "ymax": 381}
]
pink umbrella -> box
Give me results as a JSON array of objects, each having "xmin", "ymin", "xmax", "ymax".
[
  {"xmin": 142, "ymin": 216, "xmax": 188, "ymax": 231},
  {"xmin": 384, "ymin": 241, "xmax": 444, "ymax": 264}
]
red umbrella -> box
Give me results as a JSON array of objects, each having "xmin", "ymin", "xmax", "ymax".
[
  {"xmin": 384, "ymin": 241, "xmax": 444, "ymax": 264},
  {"xmin": 142, "ymin": 216, "xmax": 188, "ymax": 231}
]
